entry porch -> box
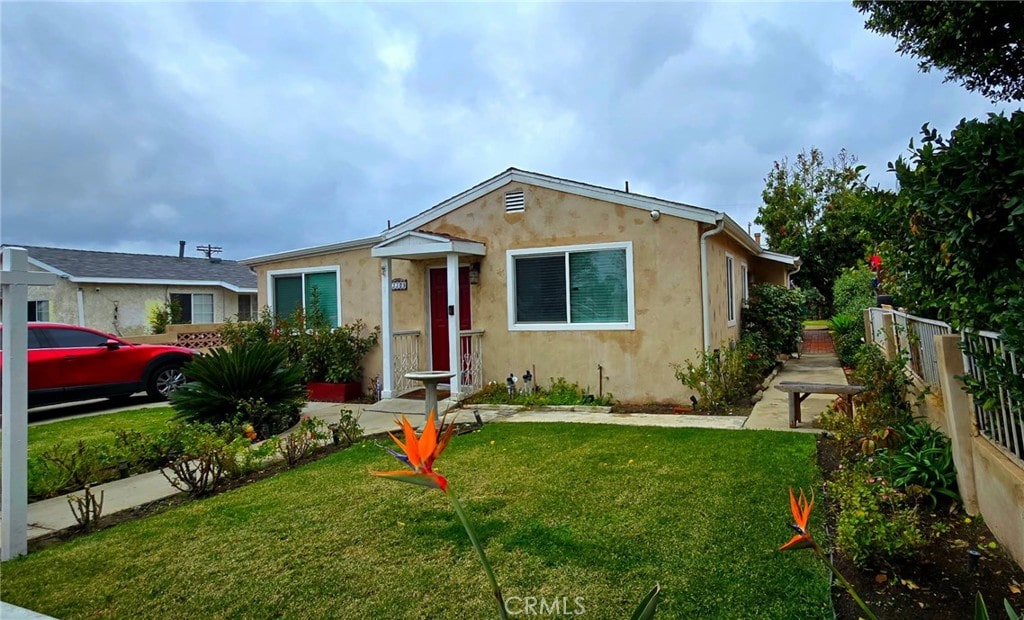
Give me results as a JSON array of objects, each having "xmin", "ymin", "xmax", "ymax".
[{"xmin": 371, "ymin": 231, "xmax": 486, "ymax": 401}]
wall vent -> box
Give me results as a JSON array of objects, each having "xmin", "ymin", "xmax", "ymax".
[{"xmin": 504, "ymin": 190, "xmax": 526, "ymax": 213}]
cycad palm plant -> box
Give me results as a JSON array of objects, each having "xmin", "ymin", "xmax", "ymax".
[{"xmin": 170, "ymin": 341, "xmax": 306, "ymax": 435}]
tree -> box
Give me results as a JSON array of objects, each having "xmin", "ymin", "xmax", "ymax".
[
  {"xmin": 755, "ymin": 147, "xmax": 873, "ymax": 312},
  {"xmin": 854, "ymin": 1, "xmax": 1024, "ymax": 102},
  {"xmin": 882, "ymin": 112, "xmax": 1024, "ymax": 334}
]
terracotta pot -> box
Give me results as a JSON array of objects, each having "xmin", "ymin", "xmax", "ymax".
[{"xmin": 307, "ymin": 381, "xmax": 362, "ymax": 402}]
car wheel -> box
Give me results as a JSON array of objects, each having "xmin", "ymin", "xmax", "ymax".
[{"xmin": 147, "ymin": 362, "xmax": 186, "ymax": 399}]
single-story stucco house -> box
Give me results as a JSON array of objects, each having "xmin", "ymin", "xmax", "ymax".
[
  {"xmin": 243, "ymin": 168, "xmax": 800, "ymax": 403},
  {"xmin": 0, "ymin": 244, "xmax": 258, "ymax": 337}
]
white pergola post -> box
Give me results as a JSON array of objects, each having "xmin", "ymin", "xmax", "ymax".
[
  {"xmin": 380, "ymin": 258, "xmax": 394, "ymax": 399},
  {"xmin": 1, "ymin": 247, "xmax": 57, "ymax": 560},
  {"xmin": 446, "ymin": 253, "xmax": 461, "ymax": 399}
]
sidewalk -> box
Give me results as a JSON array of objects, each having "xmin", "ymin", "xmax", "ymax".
[
  {"xmin": 744, "ymin": 328, "xmax": 847, "ymax": 432},
  {"xmin": 20, "ymin": 401, "xmax": 383, "ymax": 542}
]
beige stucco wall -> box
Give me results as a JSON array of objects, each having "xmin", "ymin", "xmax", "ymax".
[
  {"xmin": 399, "ymin": 183, "xmax": 711, "ymax": 403},
  {"xmin": 251, "ymin": 182, "xmax": 778, "ymax": 402}
]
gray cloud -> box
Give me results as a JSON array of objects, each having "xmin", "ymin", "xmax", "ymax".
[{"xmin": 1, "ymin": 2, "xmax": 1009, "ymax": 260}]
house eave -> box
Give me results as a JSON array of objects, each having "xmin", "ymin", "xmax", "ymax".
[
  {"xmin": 242, "ymin": 235, "xmax": 382, "ymax": 266},
  {"xmin": 64, "ymin": 277, "xmax": 257, "ymax": 293},
  {"xmin": 383, "ymin": 168, "xmax": 719, "ymax": 238}
]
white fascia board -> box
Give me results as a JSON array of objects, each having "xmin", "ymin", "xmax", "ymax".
[
  {"xmin": 384, "ymin": 169, "xmax": 719, "ymax": 238},
  {"xmin": 758, "ymin": 250, "xmax": 802, "ymax": 266},
  {"xmin": 242, "ymin": 235, "xmax": 382, "ymax": 266},
  {"xmin": 65, "ymin": 277, "xmax": 256, "ymax": 293},
  {"xmin": 511, "ymin": 171, "xmax": 718, "ymax": 224},
  {"xmin": 25, "ymin": 257, "xmax": 72, "ymax": 278},
  {"xmin": 721, "ymin": 216, "xmax": 763, "ymax": 255}
]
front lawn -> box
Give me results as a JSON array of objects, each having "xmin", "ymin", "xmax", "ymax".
[
  {"xmin": 3, "ymin": 424, "xmax": 828, "ymax": 619},
  {"xmin": 27, "ymin": 407, "xmax": 176, "ymax": 459}
]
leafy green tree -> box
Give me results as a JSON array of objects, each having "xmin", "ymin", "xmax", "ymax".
[
  {"xmin": 854, "ymin": 1, "xmax": 1024, "ymax": 102},
  {"xmin": 755, "ymin": 147, "xmax": 873, "ymax": 311}
]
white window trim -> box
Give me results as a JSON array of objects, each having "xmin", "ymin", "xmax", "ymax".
[
  {"xmin": 725, "ymin": 253, "xmax": 737, "ymax": 327},
  {"xmin": 266, "ymin": 266, "xmax": 342, "ymax": 326},
  {"xmin": 171, "ymin": 292, "xmax": 215, "ymax": 324},
  {"xmin": 739, "ymin": 262, "xmax": 749, "ymax": 308},
  {"xmin": 28, "ymin": 299, "xmax": 49, "ymax": 322},
  {"xmin": 506, "ymin": 241, "xmax": 635, "ymax": 332}
]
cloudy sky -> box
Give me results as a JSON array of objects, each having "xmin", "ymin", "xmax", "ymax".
[{"xmin": 0, "ymin": 2, "xmax": 1010, "ymax": 261}]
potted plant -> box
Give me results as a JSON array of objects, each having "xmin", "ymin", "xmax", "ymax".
[{"xmin": 303, "ymin": 319, "xmax": 380, "ymax": 402}]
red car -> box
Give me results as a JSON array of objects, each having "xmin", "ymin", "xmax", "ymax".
[{"xmin": 0, "ymin": 323, "xmax": 195, "ymax": 407}]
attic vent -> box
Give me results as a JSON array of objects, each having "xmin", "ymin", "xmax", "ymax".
[{"xmin": 504, "ymin": 190, "xmax": 525, "ymax": 213}]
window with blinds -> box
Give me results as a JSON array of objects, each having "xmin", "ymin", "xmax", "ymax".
[
  {"xmin": 509, "ymin": 243, "xmax": 633, "ymax": 330},
  {"xmin": 272, "ymin": 270, "xmax": 339, "ymax": 327}
]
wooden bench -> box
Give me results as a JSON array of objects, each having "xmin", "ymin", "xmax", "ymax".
[{"xmin": 775, "ymin": 382, "xmax": 865, "ymax": 428}]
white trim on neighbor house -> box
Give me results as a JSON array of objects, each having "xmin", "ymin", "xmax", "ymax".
[
  {"xmin": 21, "ymin": 257, "xmax": 256, "ymax": 293},
  {"xmin": 505, "ymin": 241, "xmax": 635, "ymax": 332},
  {"xmin": 265, "ymin": 266, "xmax": 343, "ymax": 326},
  {"xmin": 758, "ymin": 249, "xmax": 802, "ymax": 267},
  {"xmin": 725, "ymin": 252, "xmax": 737, "ymax": 327},
  {"xmin": 243, "ymin": 235, "xmax": 382, "ymax": 266}
]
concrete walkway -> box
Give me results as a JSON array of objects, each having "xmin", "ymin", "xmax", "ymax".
[{"xmin": 744, "ymin": 352, "xmax": 848, "ymax": 432}]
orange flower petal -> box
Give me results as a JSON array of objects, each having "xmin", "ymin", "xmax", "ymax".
[
  {"xmin": 779, "ymin": 533, "xmax": 814, "ymax": 551},
  {"xmin": 419, "ymin": 411, "xmax": 438, "ymax": 463},
  {"xmin": 399, "ymin": 416, "xmax": 423, "ymax": 469}
]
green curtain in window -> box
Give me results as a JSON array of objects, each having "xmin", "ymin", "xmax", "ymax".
[
  {"xmin": 274, "ymin": 276, "xmax": 303, "ymax": 319},
  {"xmin": 569, "ymin": 249, "xmax": 628, "ymax": 323},
  {"xmin": 304, "ymin": 272, "xmax": 339, "ymax": 328}
]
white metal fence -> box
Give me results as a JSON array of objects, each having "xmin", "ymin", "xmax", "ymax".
[
  {"xmin": 867, "ymin": 308, "xmax": 952, "ymax": 387},
  {"xmin": 459, "ymin": 330, "xmax": 485, "ymax": 394},
  {"xmin": 962, "ymin": 329, "xmax": 1024, "ymax": 464},
  {"xmin": 391, "ymin": 330, "xmax": 421, "ymax": 396}
]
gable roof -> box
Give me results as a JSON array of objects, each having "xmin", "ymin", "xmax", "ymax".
[
  {"xmin": 5, "ymin": 245, "xmax": 257, "ymax": 292},
  {"xmin": 384, "ymin": 167, "xmax": 722, "ymax": 236},
  {"xmin": 386, "ymin": 168, "xmax": 799, "ymax": 266}
]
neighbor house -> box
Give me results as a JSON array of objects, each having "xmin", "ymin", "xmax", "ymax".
[
  {"xmin": 0, "ymin": 244, "xmax": 258, "ymax": 337},
  {"xmin": 243, "ymin": 168, "xmax": 799, "ymax": 403}
]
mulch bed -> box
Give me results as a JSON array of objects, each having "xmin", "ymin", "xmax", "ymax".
[{"xmin": 817, "ymin": 436, "xmax": 1024, "ymax": 618}]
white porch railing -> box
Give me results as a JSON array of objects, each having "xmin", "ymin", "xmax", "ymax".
[
  {"xmin": 459, "ymin": 330, "xmax": 484, "ymax": 395},
  {"xmin": 867, "ymin": 307, "xmax": 886, "ymax": 343},
  {"xmin": 392, "ymin": 330, "xmax": 421, "ymax": 396},
  {"xmin": 962, "ymin": 329, "xmax": 1024, "ymax": 464}
]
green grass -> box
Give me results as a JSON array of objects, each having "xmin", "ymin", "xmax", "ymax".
[
  {"xmin": 3, "ymin": 424, "xmax": 829, "ymax": 619},
  {"xmin": 803, "ymin": 319, "xmax": 830, "ymax": 328},
  {"xmin": 27, "ymin": 407, "xmax": 177, "ymax": 459}
]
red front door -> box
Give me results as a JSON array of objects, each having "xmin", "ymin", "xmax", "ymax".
[{"xmin": 429, "ymin": 267, "xmax": 471, "ymax": 371}]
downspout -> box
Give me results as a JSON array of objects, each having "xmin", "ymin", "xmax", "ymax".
[
  {"xmin": 76, "ymin": 287, "xmax": 86, "ymax": 326},
  {"xmin": 787, "ymin": 259, "xmax": 802, "ymax": 287},
  {"xmin": 700, "ymin": 215, "xmax": 726, "ymax": 350}
]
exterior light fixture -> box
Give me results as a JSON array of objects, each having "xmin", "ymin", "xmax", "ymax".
[{"xmin": 469, "ymin": 262, "xmax": 481, "ymax": 285}]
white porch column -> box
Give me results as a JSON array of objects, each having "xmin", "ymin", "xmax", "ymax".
[
  {"xmin": 2, "ymin": 247, "xmax": 57, "ymax": 560},
  {"xmin": 380, "ymin": 258, "xmax": 394, "ymax": 399},
  {"xmin": 446, "ymin": 253, "xmax": 461, "ymax": 399}
]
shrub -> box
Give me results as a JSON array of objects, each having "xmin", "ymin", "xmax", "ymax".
[
  {"xmin": 301, "ymin": 319, "xmax": 380, "ymax": 384},
  {"xmin": 277, "ymin": 417, "xmax": 328, "ymax": 467},
  {"xmin": 672, "ymin": 336, "xmax": 769, "ymax": 412},
  {"xmin": 833, "ymin": 266, "xmax": 876, "ymax": 318},
  {"xmin": 852, "ymin": 344, "xmax": 914, "ymax": 430},
  {"xmin": 829, "ymin": 313, "xmax": 865, "ymax": 366},
  {"xmin": 170, "ymin": 341, "xmax": 306, "ymax": 434},
  {"xmin": 148, "ymin": 300, "xmax": 182, "ymax": 335},
  {"xmin": 330, "ymin": 408, "xmax": 363, "ymax": 447},
  {"xmin": 158, "ymin": 422, "xmax": 252, "ymax": 497},
  {"xmin": 801, "ymin": 286, "xmax": 829, "ymax": 320},
  {"xmin": 831, "ymin": 462, "xmax": 925, "ymax": 567},
  {"xmin": 741, "ymin": 283, "xmax": 806, "ymax": 357},
  {"xmin": 877, "ymin": 421, "xmax": 959, "ymax": 505},
  {"xmin": 464, "ymin": 377, "xmax": 614, "ymax": 407},
  {"xmin": 219, "ymin": 309, "xmax": 276, "ymax": 348}
]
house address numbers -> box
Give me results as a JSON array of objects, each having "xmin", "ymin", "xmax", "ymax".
[{"xmin": 391, "ymin": 278, "xmax": 408, "ymax": 291}]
